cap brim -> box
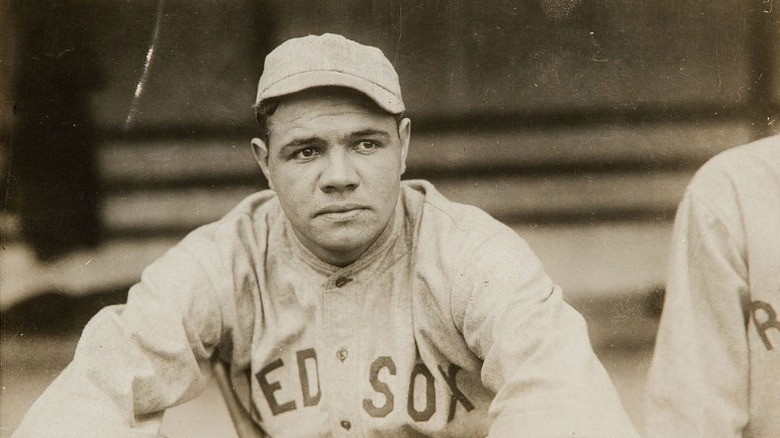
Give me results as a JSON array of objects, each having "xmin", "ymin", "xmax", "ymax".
[{"xmin": 255, "ymin": 70, "xmax": 404, "ymax": 114}]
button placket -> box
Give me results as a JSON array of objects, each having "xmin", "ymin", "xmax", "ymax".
[{"xmin": 323, "ymin": 272, "xmax": 362, "ymax": 435}]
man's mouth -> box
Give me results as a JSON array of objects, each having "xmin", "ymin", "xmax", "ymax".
[{"xmin": 315, "ymin": 204, "xmax": 368, "ymax": 220}]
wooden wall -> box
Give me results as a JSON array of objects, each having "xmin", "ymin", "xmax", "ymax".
[{"xmin": 2, "ymin": 0, "xmax": 779, "ymax": 313}]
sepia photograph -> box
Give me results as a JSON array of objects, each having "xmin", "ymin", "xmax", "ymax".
[{"xmin": 1, "ymin": 1, "xmax": 778, "ymax": 437}]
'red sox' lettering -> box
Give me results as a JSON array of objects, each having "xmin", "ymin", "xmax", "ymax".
[
  {"xmin": 438, "ymin": 363, "xmax": 475, "ymax": 421},
  {"xmin": 363, "ymin": 356, "xmax": 396, "ymax": 417},
  {"xmin": 254, "ymin": 350, "xmax": 474, "ymax": 421},
  {"xmin": 257, "ymin": 358, "xmax": 296, "ymax": 415},
  {"xmin": 407, "ymin": 363, "xmax": 436, "ymax": 421},
  {"xmin": 256, "ymin": 348, "xmax": 321, "ymax": 415}
]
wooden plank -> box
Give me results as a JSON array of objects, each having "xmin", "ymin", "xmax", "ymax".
[
  {"xmin": 432, "ymin": 170, "xmax": 692, "ymax": 221},
  {"xmin": 0, "ymin": 238, "xmax": 178, "ymax": 311},
  {"xmin": 98, "ymin": 170, "xmax": 691, "ymax": 234},
  {"xmin": 99, "ymin": 139, "xmax": 259, "ymax": 185},
  {"xmin": 514, "ymin": 222, "xmax": 671, "ymax": 302},
  {"xmin": 407, "ymin": 121, "xmax": 751, "ymax": 172},
  {"xmin": 1, "ymin": 220, "xmax": 670, "ymax": 315},
  {"xmin": 96, "ymin": 121, "xmax": 751, "ymax": 187},
  {"xmin": 103, "ymin": 187, "xmax": 255, "ymax": 232}
]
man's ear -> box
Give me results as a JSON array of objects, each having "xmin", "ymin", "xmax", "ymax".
[
  {"xmin": 398, "ymin": 117, "xmax": 411, "ymax": 175},
  {"xmin": 251, "ymin": 138, "xmax": 275, "ymax": 190}
]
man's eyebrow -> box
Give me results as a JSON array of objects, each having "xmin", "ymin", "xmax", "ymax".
[
  {"xmin": 276, "ymin": 129, "xmax": 393, "ymax": 157},
  {"xmin": 347, "ymin": 129, "xmax": 392, "ymax": 140},
  {"xmin": 276, "ymin": 136, "xmax": 325, "ymax": 158},
  {"xmin": 278, "ymin": 137, "xmax": 322, "ymax": 156}
]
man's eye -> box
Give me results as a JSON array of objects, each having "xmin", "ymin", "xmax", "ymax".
[
  {"xmin": 355, "ymin": 140, "xmax": 378, "ymax": 151},
  {"xmin": 295, "ymin": 147, "xmax": 318, "ymax": 159}
]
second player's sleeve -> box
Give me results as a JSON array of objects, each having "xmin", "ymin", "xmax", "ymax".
[
  {"xmin": 450, "ymin": 228, "xmax": 640, "ymax": 438},
  {"xmin": 643, "ymin": 192, "xmax": 750, "ymax": 438},
  {"xmin": 12, "ymin": 235, "xmax": 229, "ymax": 438}
]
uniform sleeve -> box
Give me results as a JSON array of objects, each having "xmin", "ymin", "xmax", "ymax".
[
  {"xmin": 12, "ymin": 237, "xmax": 227, "ymax": 438},
  {"xmin": 452, "ymin": 229, "xmax": 640, "ymax": 438},
  {"xmin": 643, "ymin": 193, "xmax": 750, "ymax": 438}
]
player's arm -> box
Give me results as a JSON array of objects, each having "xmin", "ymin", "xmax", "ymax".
[
  {"xmin": 451, "ymin": 229, "xmax": 639, "ymax": 438},
  {"xmin": 12, "ymin": 236, "xmax": 227, "ymax": 438},
  {"xmin": 643, "ymin": 192, "xmax": 750, "ymax": 438}
]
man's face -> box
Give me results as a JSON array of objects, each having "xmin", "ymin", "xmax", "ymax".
[{"xmin": 252, "ymin": 89, "xmax": 410, "ymax": 267}]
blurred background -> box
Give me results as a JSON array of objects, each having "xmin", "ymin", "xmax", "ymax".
[{"xmin": 1, "ymin": 0, "xmax": 779, "ymax": 436}]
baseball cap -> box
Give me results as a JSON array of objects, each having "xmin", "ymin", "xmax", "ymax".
[{"xmin": 254, "ymin": 33, "xmax": 405, "ymax": 114}]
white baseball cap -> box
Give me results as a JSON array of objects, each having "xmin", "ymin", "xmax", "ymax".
[{"xmin": 254, "ymin": 33, "xmax": 405, "ymax": 114}]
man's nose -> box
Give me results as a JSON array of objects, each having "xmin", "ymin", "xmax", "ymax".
[{"xmin": 319, "ymin": 149, "xmax": 359, "ymax": 193}]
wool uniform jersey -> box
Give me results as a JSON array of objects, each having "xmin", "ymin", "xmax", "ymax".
[
  {"xmin": 14, "ymin": 180, "xmax": 639, "ymax": 438},
  {"xmin": 644, "ymin": 135, "xmax": 780, "ymax": 438}
]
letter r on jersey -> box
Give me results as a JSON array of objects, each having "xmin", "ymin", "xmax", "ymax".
[{"xmin": 750, "ymin": 300, "xmax": 780, "ymax": 351}]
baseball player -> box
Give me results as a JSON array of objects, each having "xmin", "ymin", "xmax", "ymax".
[
  {"xmin": 643, "ymin": 134, "xmax": 780, "ymax": 438},
  {"xmin": 13, "ymin": 33, "xmax": 639, "ymax": 438}
]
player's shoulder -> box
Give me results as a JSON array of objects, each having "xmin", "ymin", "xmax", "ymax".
[
  {"xmin": 687, "ymin": 134, "xmax": 780, "ymax": 203},
  {"xmin": 400, "ymin": 180, "xmax": 527, "ymax": 261},
  {"xmin": 400, "ymin": 180, "xmax": 547, "ymax": 295},
  {"xmin": 401, "ymin": 179, "xmax": 513, "ymax": 238},
  {"xmin": 180, "ymin": 189, "xmax": 281, "ymax": 250},
  {"xmin": 695, "ymin": 134, "xmax": 780, "ymax": 184}
]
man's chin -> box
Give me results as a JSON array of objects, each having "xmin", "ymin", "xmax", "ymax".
[
  {"xmin": 319, "ymin": 237, "xmax": 373, "ymax": 254},
  {"xmin": 315, "ymin": 230, "xmax": 380, "ymax": 257}
]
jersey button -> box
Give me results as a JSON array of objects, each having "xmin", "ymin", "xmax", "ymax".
[
  {"xmin": 337, "ymin": 348, "xmax": 348, "ymax": 362},
  {"xmin": 340, "ymin": 420, "xmax": 352, "ymax": 430},
  {"xmin": 335, "ymin": 276, "xmax": 352, "ymax": 287}
]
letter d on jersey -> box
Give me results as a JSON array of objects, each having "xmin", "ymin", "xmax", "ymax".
[{"xmin": 297, "ymin": 348, "xmax": 321, "ymax": 407}]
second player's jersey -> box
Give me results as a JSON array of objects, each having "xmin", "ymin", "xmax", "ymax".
[{"xmin": 645, "ymin": 136, "xmax": 780, "ymax": 438}]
